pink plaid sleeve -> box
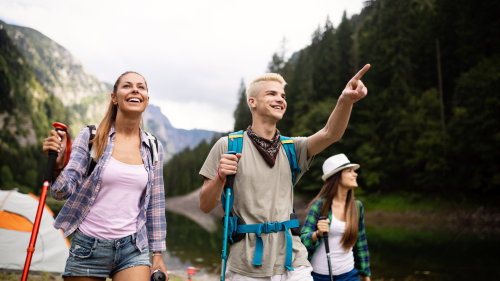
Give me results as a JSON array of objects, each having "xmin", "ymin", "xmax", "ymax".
[
  {"xmin": 146, "ymin": 141, "xmax": 167, "ymax": 252},
  {"xmin": 50, "ymin": 127, "xmax": 90, "ymax": 201}
]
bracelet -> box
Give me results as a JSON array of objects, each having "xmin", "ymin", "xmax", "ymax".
[
  {"xmin": 152, "ymin": 254, "xmax": 162, "ymax": 256},
  {"xmin": 217, "ymin": 166, "xmax": 226, "ymax": 184}
]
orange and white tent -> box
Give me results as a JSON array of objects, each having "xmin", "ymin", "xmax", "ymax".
[{"xmin": 0, "ymin": 189, "xmax": 69, "ymax": 273}]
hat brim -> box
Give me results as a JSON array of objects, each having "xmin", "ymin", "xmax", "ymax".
[{"xmin": 321, "ymin": 164, "xmax": 360, "ymax": 181}]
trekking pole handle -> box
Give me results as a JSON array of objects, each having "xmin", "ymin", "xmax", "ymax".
[
  {"xmin": 43, "ymin": 123, "xmax": 68, "ymax": 182},
  {"xmin": 319, "ymin": 216, "xmax": 329, "ymax": 238},
  {"xmin": 224, "ymin": 151, "xmax": 237, "ymax": 190}
]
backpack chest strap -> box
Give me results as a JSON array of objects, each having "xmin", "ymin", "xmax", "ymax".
[{"xmin": 236, "ymin": 219, "xmax": 299, "ymax": 271}]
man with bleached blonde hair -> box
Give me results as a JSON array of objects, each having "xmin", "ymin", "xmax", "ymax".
[
  {"xmin": 199, "ymin": 64, "xmax": 371, "ymax": 280},
  {"xmin": 245, "ymin": 73, "xmax": 287, "ymax": 109}
]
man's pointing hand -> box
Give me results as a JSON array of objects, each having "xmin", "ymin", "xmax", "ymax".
[{"xmin": 340, "ymin": 64, "xmax": 370, "ymax": 104}]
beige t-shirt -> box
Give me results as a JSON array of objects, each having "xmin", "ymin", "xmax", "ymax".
[{"xmin": 199, "ymin": 132, "xmax": 314, "ymax": 277}]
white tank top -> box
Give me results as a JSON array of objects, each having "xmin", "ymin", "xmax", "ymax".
[
  {"xmin": 79, "ymin": 156, "xmax": 148, "ymax": 240},
  {"xmin": 310, "ymin": 214, "xmax": 354, "ymax": 275}
]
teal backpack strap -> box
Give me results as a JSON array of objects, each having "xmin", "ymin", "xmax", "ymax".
[
  {"xmin": 228, "ymin": 130, "xmax": 244, "ymax": 154},
  {"xmin": 280, "ymin": 136, "xmax": 302, "ymax": 236},
  {"xmin": 221, "ymin": 131, "xmax": 244, "ymax": 213},
  {"xmin": 236, "ymin": 219, "xmax": 299, "ymax": 270},
  {"xmin": 280, "ymin": 136, "xmax": 302, "ymax": 185}
]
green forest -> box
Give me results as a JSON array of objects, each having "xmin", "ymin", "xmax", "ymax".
[
  {"xmin": 0, "ymin": 27, "xmax": 69, "ymax": 194},
  {"xmin": 163, "ymin": 0, "xmax": 500, "ymax": 200},
  {"xmin": 2, "ymin": 0, "xmax": 498, "ymax": 202}
]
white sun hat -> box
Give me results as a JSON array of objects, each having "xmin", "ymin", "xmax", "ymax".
[{"xmin": 321, "ymin": 154, "xmax": 360, "ymax": 181}]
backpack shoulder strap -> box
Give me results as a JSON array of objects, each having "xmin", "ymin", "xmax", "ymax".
[
  {"xmin": 85, "ymin": 124, "xmax": 98, "ymax": 178},
  {"xmin": 228, "ymin": 130, "xmax": 244, "ymax": 154},
  {"xmin": 221, "ymin": 130, "xmax": 244, "ymax": 216},
  {"xmin": 356, "ymin": 200, "xmax": 362, "ymax": 220},
  {"xmin": 88, "ymin": 124, "xmax": 97, "ymax": 155},
  {"xmin": 280, "ymin": 136, "xmax": 302, "ymax": 185},
  {"xmin": 144, "ymin": 131, "xmax": 159, "ymax": 165}
]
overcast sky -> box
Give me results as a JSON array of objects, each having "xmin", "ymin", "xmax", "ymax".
[{"xmin": 1, "ymin": 0, "xmax": 366, "ymax": 131}]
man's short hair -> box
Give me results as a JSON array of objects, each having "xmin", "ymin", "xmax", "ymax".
[{"xmin": 246, "ymin": 73, "xmax": 287, "ymax": 109}]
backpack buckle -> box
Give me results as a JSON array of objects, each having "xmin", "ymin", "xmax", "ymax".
[{"xmin": 264, "ymin": 222, "xmax": 279, "ymax": 233}]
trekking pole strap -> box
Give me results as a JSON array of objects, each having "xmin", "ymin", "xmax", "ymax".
[{"xmin": 236, "ymin": 219, "xmax": 299, "ymax": 271}]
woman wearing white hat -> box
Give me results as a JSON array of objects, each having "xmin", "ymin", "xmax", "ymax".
[{"xmin": 300, "ymin": 154, "xmax": 371, "ymax": 281}]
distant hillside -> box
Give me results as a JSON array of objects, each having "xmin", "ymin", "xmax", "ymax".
[
  {"xmin": 0, "ymin": 24, "xmax": 68, "ymax": 193},
  {"xmin": 2, "ymin": 21, "xmax": 109, "ymax": 105},
  {"xmin": 1, "ymin": 20, "xmax": 108, "ymax": 137},
  {"xmin": 143, "ymin": 105, "xmax": 218, "ymax": 161},
  {"xmin": 0, "ymin": 19, "xmax": 218, "ymax": 165}
]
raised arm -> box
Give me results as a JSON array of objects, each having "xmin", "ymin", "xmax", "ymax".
[{"xmin": 307, "ymin": 64, "xmax": 370, "ymax": 157}]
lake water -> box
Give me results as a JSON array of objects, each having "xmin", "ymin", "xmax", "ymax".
[{"xmin": 162, "ymin": 210, "xmax": 500, "ymax": 281}]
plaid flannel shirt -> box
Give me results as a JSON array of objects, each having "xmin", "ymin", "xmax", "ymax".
[
  {"xmin": 50, "ymin": 125, "xmax": 166, "ymax": 253},
  {"xmin": 300, "ymin": 198, "xmax": 371, "ymax": 277}
]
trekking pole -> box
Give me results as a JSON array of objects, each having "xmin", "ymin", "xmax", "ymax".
[
  {"xmin": 220, "ymin": 151, "xmax": 237, "ymax": 281},
  {"xmin": 21, "ymin": 122, "xmax": 70, "ymax": 281},
  {"xmin": 319, "ymin": 216, "xmax": 333, "ymax": 281}
]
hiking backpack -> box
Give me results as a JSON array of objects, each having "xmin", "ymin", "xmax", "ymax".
[{"xmin": 220, "ymin": 130, "xmax": 302, "ymax": 271}]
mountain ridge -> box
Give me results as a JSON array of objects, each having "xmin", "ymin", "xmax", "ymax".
[{"xmin": 0, "ymin": 19, "xmax": 219, "ymax": 162}]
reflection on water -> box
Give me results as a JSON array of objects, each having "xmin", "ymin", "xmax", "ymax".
[
  {"xmin": 164, "ymin": 210, "xmax": 222, "ymax": 279},
  {"xmin": 164, "ymin": 210, "xmax": 500, "ymax": 280},
  {"xmin": 365, "ymin": 221, "xmax": 500, "ymax": 280}
]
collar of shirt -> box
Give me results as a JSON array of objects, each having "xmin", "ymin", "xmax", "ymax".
[
  {"xmin": 108, "ymin": 124, "xmax": 151, "ymax": 148},
  {"xmin": 108, "ymin": 124, "xmax": 153, "ymax": 168}
]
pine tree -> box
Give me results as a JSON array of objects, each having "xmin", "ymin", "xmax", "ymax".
[
  {"xmin": 311, "ymin": 16, "xmax": 342, "ymax": 100},
  {"xmin": 267, "ymin": 37, "xmax": 287, "ymax": 74},
  {"xmin": 233, "ymin": 79, "xmax": 252, "ymax": 131},
  {"xmin": 336, "ymin": 11, "xmax": 355, "ymax": 84}
]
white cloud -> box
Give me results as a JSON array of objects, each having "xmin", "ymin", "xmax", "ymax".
[
  {"xmin": 0, "ymin": 0, "xmax": 366, "ymax": 131},
  {"xmin": 150, "ymin": 100, "xmax": 233, "ymax": 132}
]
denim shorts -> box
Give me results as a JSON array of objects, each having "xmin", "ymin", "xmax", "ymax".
[{"xmin": 61, "ymin": 229, "xmax": 151, "ymax": 278}]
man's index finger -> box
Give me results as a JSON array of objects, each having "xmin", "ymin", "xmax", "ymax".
[{"xmin": 353, "ymin": 64, "xmax": 371, "ymax": 80}]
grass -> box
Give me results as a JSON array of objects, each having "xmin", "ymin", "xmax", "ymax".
[
  {"xmin": 0, "ymin": 272, "xmax": 186, "ymax": 281},
  {"xmin": 0, "ymin": 272, "xmax": 62, "ymax": 281},
  {"xmin": 354, "ymin": 188, "xmax": 499, "ymax": 213},
  {"xmin": 353, "ymin": 188, "xmax": 453, "ymax": 212},
  {"xmin": 298, "ymin": 187, "xmax": 456, "ymax": 213}
]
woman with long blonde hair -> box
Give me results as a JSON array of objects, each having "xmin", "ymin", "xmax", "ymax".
[
  {"xmin": 301, "ymin": 154, "xmax": 371, "ymax": 281},
  {"xmin": 43, "ymin": 71, "xmax": 168, "ymax": 281}
]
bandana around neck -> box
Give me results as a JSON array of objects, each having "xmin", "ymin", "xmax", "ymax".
[{"xmin": 246, "ymin": 126, "xmax": 281, "ymax": 167}]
